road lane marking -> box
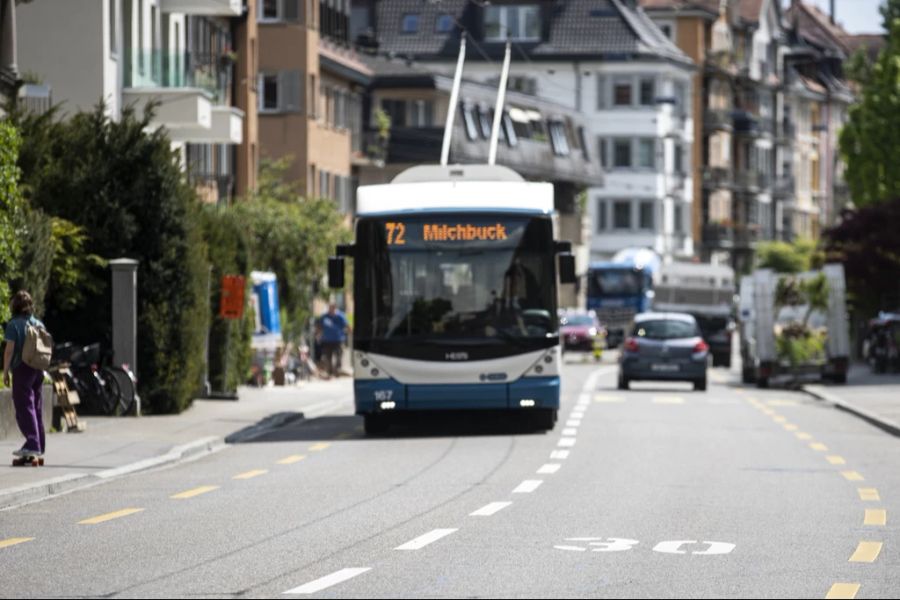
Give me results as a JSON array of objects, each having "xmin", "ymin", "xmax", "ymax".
[
  {"xmin": 849, "ymin": 541, "xmax": 882, "ymax": 562},
  {"xmin": 809, "ymin": 441, "xmax": 828, "ymax": 450},
  {"xmin": 566, "ymin": 419, "xmax": 581, "ymax": 427},
  {"xmin": 277, "ymin": 455, "xmax": 306, "ymax": 465},
  {"xmin": 841, "ymin": 471, "xmax": 865, "ymax": 482},
  {"xmin": 558, "ymin": 437, "xmax": 576, "ymax": 448},
  {"xmin": 772, "ymin": 415, "xmax": 788, "ymax": 423},
  {"xmin": 513, "ymin": 480, "xmax": 543, "ymax": 493},
  {"xmin": 767, "ymin": 399, "xmax": 799, "ymax": 407},
  {"xmin": 826, "ymin": 583, "xmax": 860, "ymax": 599},
  {"xmin": 652, "ymin": 396, "xmax": 685, "ymax": 404},
  {"xmin": 537, "ymin": 464, "xmax": 561, "ymax": 475},
  {"xmin": 562, "ymin": 428, "xmax": 578, "ymax": 436},
  {"xmin": 79, "ymin": 508, "xmax": 144, "ymax": 525},
  {"xmin": 797, "ymin": 433, "xmax": 814, "ymax": 441},
  {"xmin": 783, "ymin": 424, "xmax": 799, "ymax": 431},
  {"xmin": 0, "ymin": 538, "xmax": 33, "ymax": 549},
  {"xmin": 709, "ymin": 370, "xmax": 727, "ymax": 383},
  {"xmin": 761, "ymin": 408, "xmax": 776, "ymax": 416},
  {"xmin": 309, "ymin": 443, "xmax": 330, "ymax": 451},
  {"xmin": 858, "ymin": 488, "xmax": 881, "ymax": 501},
  {"xmin": 470, "ymin": 502, "xmax": 512, "ymax": 517},
  {"xmin": 826, "ymin": 455, "xmax": 846, "ymax": 465},
  {"xmin": 395, "ymin": 528, "xmax": 458, "ymax": 551},
  {"xmin": 233, "ymin": 469, "xmax": 268, "ymax": 480},
  {"xmin": 594, "ymin": 394, "xmax": 625, "ymax": 403},
  {"xmin": 283, "ymin": 568, "xmax": 371, "ymax": 594},
  {"xmin": 550, "ymin": 450, "xmax": 570, "ymax": 460},
  {"xmin": 170, "ymin": 485, "xmax": 219, "ymax": 500},
  {"xmin": 570, "ymin": 411, "xmax": 585, "ymax": 419},
  {"xmin": 554, "ymin": 544, "xmax": 587, "ymax": 552},
  {"xmin": 864, "ymin": 509, "xmax": 887, "ymax": 526}
]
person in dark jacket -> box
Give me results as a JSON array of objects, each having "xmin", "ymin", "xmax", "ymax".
[{"xmin": 2, "ymin": 291, "xmax": 47, "ymax": 458}]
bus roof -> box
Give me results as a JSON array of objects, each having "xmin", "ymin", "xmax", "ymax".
[{"xmin": 356, "ymin": 165, "xmax": 554, "ymax": 216}]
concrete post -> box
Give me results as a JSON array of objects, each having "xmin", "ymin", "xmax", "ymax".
[{"xmin": 110, "ymin": 259, "xmax": 139, "ymax": 376}]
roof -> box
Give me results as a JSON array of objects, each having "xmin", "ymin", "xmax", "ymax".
[
  {"xmin": 842, "ymin": 33, "xmax": 885, "ymax": 63},
  {"xmin": 787, "ymin": 1, "xmax": 852, "ymax": 55},
  {"xmin": 370, "ymin": 0, "xmax": 693, "ymax": 66},
  {"xmin": 639, "ymin": 0, "xmax": 765, "ymax": 24}
]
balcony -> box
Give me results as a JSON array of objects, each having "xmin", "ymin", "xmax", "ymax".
[
  {"xmin": 732, "ymin": 110, "xmax": 760, "ymax": 137},
  {"xmin": 123, "ymin": 87, "xmax": 213, "ymax": 142},
  {"xmin": 777, "ymin": 119, "xmax": 795, "ymax": 143},
  {"xmin": 703, "ymin": 223, "xmax": 734, "ymax": 249},
  {"xmin": 734, "ymin": 224, "xmax": 761, "ymax": 248},
  {"xmin": 704, "ymin": 108, "xmax": 733, "ymax": 132},
  {"xmin": 733, "ymin": 170, "xmax": 760, "ymax": 192},
  {"xmin": 17, "ymin": 83, "xmax": 52, "ymax": 116},
  {"xmin": 702, "ymin": 166, "xmax": 732, "ymax": 190},
  {"xmin": 159, "ymin": 0, "xmax": 241, "ymax": 16},
  {"xmin": 126, "ymin": 51, "xmax": 233, "ymax": 105},
  {"xmin": 773, "ymin": 175, "xmax": 794, "ymax": 197}
]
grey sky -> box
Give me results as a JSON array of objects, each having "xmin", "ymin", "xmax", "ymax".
[{"xmin": 787, "ymin": 0, "xmax": 885, "ymax": 34}]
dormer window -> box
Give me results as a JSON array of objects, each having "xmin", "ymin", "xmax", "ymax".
[
  {"xmin": 436, "ymin": 14, "xmax": 455, "ymax": 33},
  {"xmin": 401, "ymin": 14, "xmax": 419, "ymax": 34},
  {"xmin": 484, "ymin": 5, "xmax": 541, "ymax": 42}
]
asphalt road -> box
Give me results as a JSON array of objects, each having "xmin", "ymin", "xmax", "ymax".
[{"xmin": 1, "ymin": 360, "xmax": 898, "ymax": 598}]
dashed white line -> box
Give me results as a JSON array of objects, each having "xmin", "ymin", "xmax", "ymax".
[
  {"xmin": 570, "ymin": 412, "xmax": 585, "ymax": 420},
  {"xmin": 566, "ymin": 419, "xmax": 582, "ymax": 427},
  {"xmin": 537, "ymin": 463, "xmax": 561, "ymax": 475},
  {"xmin": 558, "ymin": 437, "xmax": 577, "ymax": 448},
  {"xmin": 470, "ymin": 502, "xmax": 513, "ymax": 517},
  {"xmin": 562, "ymin": 428, "xmax": 578, "ymax": 436},
  {"xmin": 395, "ymin": 528, "xmax": 458, "ymax": 551},
  {"xmin": 513, "ymin": 480, "xmax": 544, "ymax": 493},
  {"xmin": 283, "ymin": 568, "xmax": 371, "ymax": 594},
  {"xmin": 550, "ymin": 450, "xmax": 570, "ymax": 460}
]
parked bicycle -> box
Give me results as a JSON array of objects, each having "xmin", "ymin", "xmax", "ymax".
[{"xmin": 52, "ymin": 343, "xmax": 139, "ymax": 416}]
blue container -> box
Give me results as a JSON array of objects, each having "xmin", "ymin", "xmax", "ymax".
[{"xmin": 251, "ymin": 272, "xmax": 281, "ymax": 335}]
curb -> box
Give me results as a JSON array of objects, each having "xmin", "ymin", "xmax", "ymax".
[
  {"xmin": 0, "ymin": 413, "xmax": 306, "ymax": 512},
  {"xmin": 801, "ymin": 384, "xmax": 900, "ymax": 438}
]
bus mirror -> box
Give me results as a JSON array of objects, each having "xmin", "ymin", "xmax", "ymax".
[
  {"xmin": 559, "ymin": 253, "xmax": 577, "ymax": 284},
  {"xmin": 328, "ymin": 257, "xmax": 345, "ymax": 289}
]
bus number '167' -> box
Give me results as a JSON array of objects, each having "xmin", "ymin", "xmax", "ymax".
[{"xmin": 374, "ymin": 390, "xmax": 394, "ymax": 401}]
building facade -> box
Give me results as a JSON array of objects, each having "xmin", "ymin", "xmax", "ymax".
[
  {"xmin": 256, "ymin": 0, "xmax": 370, "ymax": 212},
  {"xmin": 16, "ymin": 0, "xmax": 256, "ymax": 203}
]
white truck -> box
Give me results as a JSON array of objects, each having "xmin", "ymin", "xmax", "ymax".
[
  {"xmin": 739, "ymin": 264, "xmax": 850, "ymax": 387},
  {"xmin": 652, "ymin": 262, "xmax": 736, "ymax": 368}
]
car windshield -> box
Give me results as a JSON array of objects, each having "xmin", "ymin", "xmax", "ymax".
[
  {"xmin": 693, "ymin": 314, "xmax": 729, "ymax": 336},
  {"xmin": 561, "ymin": 315, "xmax": 594, "ymax": 327},
  {"xmin": 632, "ymin": 319, "xmax": 698, "ymax": 340}
]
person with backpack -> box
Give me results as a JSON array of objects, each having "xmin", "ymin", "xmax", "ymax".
[{"xmin": 3, "ymin": 291, "xmax": 51, "ymax": 460}]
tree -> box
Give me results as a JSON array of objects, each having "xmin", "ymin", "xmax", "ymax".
[
  {"xmin": 12, "ymin": 105, "xmax": 209, "ymax": 413},
  {"xmin": 0, "ymin": 121, "xmax": 23, "ymax": 323},
  {"xmin": 755, "ymin": 239, "xmax": 821, "ymax": 274},
  {"xmin": 839, "ymin": 7, "xmax": 900, "ymax": 207}
]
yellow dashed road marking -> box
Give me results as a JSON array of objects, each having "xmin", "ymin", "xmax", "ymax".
[
  {"xmin": 858, "ymin": 488, "xmax": 881, "ymax": 501},
  {"xmin": 826, "ymin": 583, "xmax": 860, "ymax": 599},
  {"xmin": 809, "ymin": 441, "xmax": 827, "ymax": 450},
  {"xmin": 233, "ymin": 469, "xmax": 268, "ymax": 480},
  {"xmin": 170, "ymin": 485, "xmax": 219, "ymax": 500},
  {"xmin": 783, "ymin": 424, "xmax": 799, "ymax": 431},
  {"xmin": 826, "ymin": 455, "xmax": 847, "ymax": 465},
  {"xmin": 762, "ymin": 408, "xmax": 776, "ymax": 416},
  {"xmin": 864, "ymin": 509, "xmax": 887, "ymax": 526},
  {"xmin": 309, "ymin": 443, "xmax": 331, "ymax": 451},
  {"xmin": 79, "ymin": 508, "xmax": 144, "ymax": 525},
  {"xmin": 841, "ymin": 471, "xmax": 865, "ymax": 482},
  {"xmin": 849, "ymin": 541, "xmax": 882, "ymax": 563},
  {"xmin": 277, "ymin": 455, "xmax": 306, "ymax": 465},
  {"xmin": 773, "ymin": 415, "xmax": 788, "ymax": 423},
  {"xmin": 0, "ymin": 538, "xmax": 33, "ymax": 549},
  {"xmin": 767, "ymin": 399, "xmax": 799, "ymax": 407}
]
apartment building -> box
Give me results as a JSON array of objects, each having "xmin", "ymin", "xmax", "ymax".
[
  {"xmin": 16, "ymin": 0, "xmax": 256, "ymax": 203},
  {"xmin": 352, "ymin": 0, "xmax": 695, "ymax": 267},
  {"xmin": 256, "ymin": 0, "xmax": 371, "ymax": 211},
  {"xmin": 0, "ymin": 0, "xmax": 17, "ymax": 112}
]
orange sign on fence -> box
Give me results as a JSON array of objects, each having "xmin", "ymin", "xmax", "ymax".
[{"xmin": 219, "ymin": 275, "xmax": 246, "ymax": 319}]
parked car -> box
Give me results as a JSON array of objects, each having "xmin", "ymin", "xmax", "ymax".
[
  {"xmin": 692, "ymin": 310, "xmax": 735, "ymax": 368},
  {"xmin": 559, "ymin": 310, "xmax": 606, "ymax": 359},
  {"xmin": 618, "ymin": 312, "xmax": 709, "ymax": 391}
]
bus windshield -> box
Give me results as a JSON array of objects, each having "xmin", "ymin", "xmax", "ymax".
[
  {"xmin": 354, "ymin": 214, "xmax": 558, "ymax": 360},
  {"xmin": 588, "ymin": 268, "xmax": 644, "ymax": 297}
]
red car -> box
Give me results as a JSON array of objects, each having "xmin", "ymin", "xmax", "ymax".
[{"xmin": 559, "ymin": 311, "xmax": 606, "ymax": 359}]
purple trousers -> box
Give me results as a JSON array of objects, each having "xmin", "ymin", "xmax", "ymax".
[{"xmin": 12, "ymin": 362, "xmax": 45, "ymax": 454}]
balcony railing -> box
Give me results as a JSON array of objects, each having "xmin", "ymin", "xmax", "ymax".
[
  {"xmin": 702, "ymin": 166, "xmax": 732, "ymax": 189},
  {"xmin": 732, "ymin": 110, "xmax": 760, "ymax": 136},
  {"xmin": 703, "ymin": 223, "xmax": 735, "ymax": 249},
  {"xmin": 733, "ymin": 170, "xmax": 760, "ymax": 191},
  {"xmin": 125, "ymin": 50, "xmax": 233, "ymax": 104},
  {"xmin": 774, "ymin": 175, "xmax": 794, "ymax": 197},
  {"xmin": 704, "ymin": 108, "xmax": 733, "ymax": 132},
  {"xmin": 734, "ymin": 224, "xmax": 761, "ymax": 248}
]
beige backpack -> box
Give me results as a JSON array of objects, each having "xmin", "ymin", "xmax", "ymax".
[{"xmin": 22, "ymin": 322, "xmax": 53, "ymax": 371}]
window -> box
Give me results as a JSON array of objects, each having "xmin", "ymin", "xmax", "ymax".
[
  {"xmin": 549, "ymin": 121, "xmax": 570, "ymax": 156},
  {"xmin": 660, "ymin": 24, "xmax": 672, "ymax": 40},
  {"xmin": 478, "ymin": 107, "xmax": 492, "ymax": 139},
  {"xmin": 109, "ymin": 0, "xmax": 119, "ymax": 55},
  {"xmin": 462, "ymin": 105, "xmax": 479, "ymax": 141},
  {"xmin": 639, "ymin": 201, "xmax": 654, "ymax": 230},
  {"xmin": 614, "ymin": 201, "xmax": 631, "ymax": 229},
  {"xmin": 598, "ymin": 137, "xmax": 608, "ymax": 168},
  {"xmin": 401, "ymin": 14, "xmax": 419, "ymax": 33},
  {"xmin": 639, "ymin": 77, "xmax": 655, "ymax": 106},
  {"xmin": 675, "ymin": 204, "xmax": 683, "ymax": 234},
  {"xmin": 435, "ymin": 14, "xmax": 454, "ymax": 33},
  {"xmin": 484, "ymin": 5, "xmax": 541, "ymax": 41},
  {"xmin": 613, "ymin": 79, "xmax": 632, "ymax": 106},
  {"xmin": 261, "ymin": 0, "xmax": 279, "ymax": 20},
  {"xmin": 596, "ymin": 75, "xmax": 607, "ymax": 110},
  {"xmin": 578, "ymin": 128, "xmax": 590, "ymax": 161},
  {"xmin": 597, "ymin": 200, "xmax": 607, "ymax": 232},
  {"xmin": 637, "ymin": 138, "xmax": 655, "ymax": 169},
  {"xmin": 410, "ymin": 100, "xmax": 434, "ymax": 128},
  {"xmin": 150, "ymin": 5, "xmax": 159, "ymax": 81},
  {"xmin": 674, "ymin": 143, "xmax": 684, "ymax": 174},
  {"xmin": 137, "ymin": 0, "xmax": 144, "ymax": 75},
  {"xmin": 502, "ymin": 112, "xmax": 518, "ymax": 147},
  {"xmin": 613, "ymin": 138, "xmax": 632, "ymax": 168},
  {"xmin": 674, "ymin": 80, "xmax": 687, "ymax": 115},
  {"xmin": 260, "ymin": 74, "xmax": 279, "ymax": 111}
]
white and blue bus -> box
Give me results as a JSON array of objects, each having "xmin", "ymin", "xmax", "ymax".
[{"xmin": 328, "ymin": 164, "xmax": 577, "ymax": 434}]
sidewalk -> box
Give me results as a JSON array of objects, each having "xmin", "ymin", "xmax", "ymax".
[
  {"xmin": 0, "ymin": 378, "xmax": 353, "ymax": 510},
  {"xmin": 803, "ymin": 364, "xmax": 900, "ymax": 437}
]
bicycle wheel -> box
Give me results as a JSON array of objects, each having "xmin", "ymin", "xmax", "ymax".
[
  {"xmin": 95, "ymin": 369, "xmax": 124, "ymax": 416},
  {"xmin": 103, "ymin": 366, "xmax": 137, "ymax": 416}
]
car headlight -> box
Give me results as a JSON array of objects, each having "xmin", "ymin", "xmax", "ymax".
[{"xmin": 589, "ymin": 327, "xmax": 598, "ymax": 337}]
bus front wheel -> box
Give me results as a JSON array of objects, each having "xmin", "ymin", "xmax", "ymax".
[{"xmin": 364, "ymin": 414, "xmax": 390, "ymax": 436}]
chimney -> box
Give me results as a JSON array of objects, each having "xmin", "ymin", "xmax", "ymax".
[{"xmin": 830, "ymin": 0, "xmax": 836, "ymax": 25}]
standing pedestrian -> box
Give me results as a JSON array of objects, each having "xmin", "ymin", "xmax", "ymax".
[
  {"xmin": 316, "ymin": 302, "xmax": 350, "ymax": 378},
  {"xmin": 2, "ymin": 291, "xmax": 48, "ymax": 459}
]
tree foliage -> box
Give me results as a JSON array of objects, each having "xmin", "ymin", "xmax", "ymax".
[
  {"xmin": 12, "ymin": 105, "xmax": 208, "ymax": 413},
  {"xmin": 756, "ymin": 239, "xmax": 822, "ymax": 274},
  {"xmin": 839, "ymin": 11, "xmax": 900, "ymax": 207},
  {"xmin": 0, "ymin": 121, "xmax": 23, "ymax": 323}
]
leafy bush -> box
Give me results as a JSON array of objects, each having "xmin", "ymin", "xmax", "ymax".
[
  {"xmin": 774, "ymin": 273, "xmax": 831, "ymax": 367},
  {"xmin": 775, "ymin": 325, "xmax": 827, "ymax": 367},
  {"xmin": 0, "ymin": 121, "xmax": 23, "ymax": 323}
]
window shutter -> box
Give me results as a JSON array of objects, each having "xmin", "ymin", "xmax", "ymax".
[
  {"xmin": 596, "ymin": 75, "xmax": 607, "ymax": 110},
  {"xmin": 284, "ymin": 0, "xmax": 300, "ymax": 21},
  {"xmin": 281, "ymin": 70, "xmax": 303, "ymax": 113}
]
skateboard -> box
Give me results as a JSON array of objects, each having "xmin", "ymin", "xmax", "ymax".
[{"xmin": 12, "ymin": 454, "xmax": 44, "ymax": 467}]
